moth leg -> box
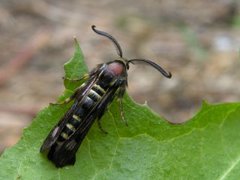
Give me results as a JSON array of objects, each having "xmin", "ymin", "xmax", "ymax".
[
  {"xmin": 117, "ymin": 84, "xmax": 128, "ymax": 126},
  {"xmin": 63, "ymin": 74, "xmax": 89, "ymax": 82},
  {"xmin": 50, "ymin": 96, "xmax": 74, "ymax": 106},
  {"xmin": 118, "ymin": 98, "xmax": 128, "ymax": 126},
  {"xmin": 50, "ymin": 86, "xmax": 81, "ymax": 106},
  {"xmin": 51, "ymin": 74, "xmax": 89, "ymax": 106},
  {"xmin": 97, "ymin": 120, "xmax": 108, "ymax": 134}
]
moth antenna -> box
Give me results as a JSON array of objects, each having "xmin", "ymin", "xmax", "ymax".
[
  {"xmin": 128, "ymin": 59, "xmax": 172, "ymax": 78},
  {"xmin": 92, "ymin": 25, "xmax": 123, "ymax": 58}
]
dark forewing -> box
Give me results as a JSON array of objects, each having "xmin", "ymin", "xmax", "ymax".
[
  {"xmin": 40, "ymin": 75, "xmax": 98, "ymax": 152},
  {"xmin": 40, "ymin": 62, "xmax": 128, "ymax": 167},
  {"xmin": 47, "ymin": 79, "xmax": 124, "ymax": 167},
  {"xmin": 47, "ymin": 114, "xmax": 97, "ymax": 167}
]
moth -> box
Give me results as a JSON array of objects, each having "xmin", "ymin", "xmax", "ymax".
[{"xmin": 40, "ymin": 25, "xmax": 172, "ymax": 168}]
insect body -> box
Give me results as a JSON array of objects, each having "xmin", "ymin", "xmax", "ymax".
[{"xmin": 40, "ymin": 25, "xmax": 172, "ymax": 168}]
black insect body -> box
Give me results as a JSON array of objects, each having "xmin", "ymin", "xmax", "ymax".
[{"xmin": 40, "ymin": 25, "xmax": 172, "ymax": 168}]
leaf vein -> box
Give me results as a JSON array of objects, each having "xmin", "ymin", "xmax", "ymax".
[{"xmin": 218, "ymin": 154, "xmax": 240, "ymax": 180}]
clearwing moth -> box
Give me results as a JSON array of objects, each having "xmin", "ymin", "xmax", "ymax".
[{"xmin": 40, "ymin": 25, "xmax": 172, "ymax": 168}]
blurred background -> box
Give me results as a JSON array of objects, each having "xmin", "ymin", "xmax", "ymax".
[{"xmin": 0, "ymin": 0, "xmax": 240, "ymax": 153}]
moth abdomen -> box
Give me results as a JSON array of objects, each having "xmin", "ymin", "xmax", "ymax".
[
  {"xmin": 82, "ymin": 96, "xmax": 95, "ymax": 110},
  {"xmin": 92, "ymin": 84, "xmax": 106, "ymax": 96},
  {"xmin": 88, "ymin": 89, "xmax": 102, "ymax": 102},
  {"xmin": 63, "ymin": 123, "xmax": 75, "ymax": 134}
]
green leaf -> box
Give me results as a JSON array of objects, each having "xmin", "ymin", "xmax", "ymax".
[
  {"xmin": 1, "ymin": 39, "xmax": 240, "ymax": 180},
  {"xmin": 63, "ymin": 38, "xmax": 88, "ymax": 90}
]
